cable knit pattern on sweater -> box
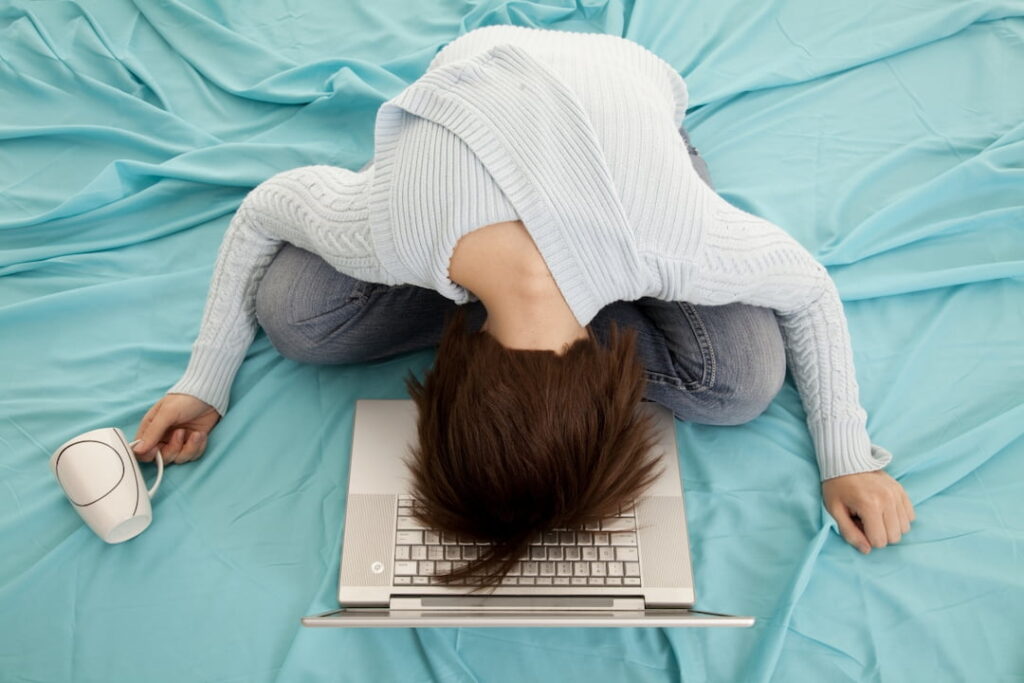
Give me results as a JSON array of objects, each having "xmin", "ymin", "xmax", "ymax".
[{"xmin": 168, "ymin": 25, "xmax": 892, "ymax": 481}]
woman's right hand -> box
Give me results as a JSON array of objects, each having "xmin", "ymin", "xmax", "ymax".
[{"xmin": 132, "ymin": 393, "xmax": 222, "ymax": 465}]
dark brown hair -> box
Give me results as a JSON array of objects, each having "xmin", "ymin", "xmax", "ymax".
[{"xmin": 402, "ymin": 305, "xmax": 664, "ymax": 591}]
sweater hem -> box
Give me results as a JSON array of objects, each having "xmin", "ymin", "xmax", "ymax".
[
  {"xmin": 810, "ymin": 418, "xmax": 893, "ymax": 481},
  {"xmin": 167, "ymin": 344, "xmax": 245, "ymax": 417}
]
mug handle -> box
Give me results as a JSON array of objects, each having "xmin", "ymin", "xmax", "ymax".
[{"xmin": 129, "ymin": 440, "xmax": 163, "ymax": 498}]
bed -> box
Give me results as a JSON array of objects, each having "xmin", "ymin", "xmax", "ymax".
[{"xmin": 2, "ymin": 0, "xmax": 1022, "ymax": 680}]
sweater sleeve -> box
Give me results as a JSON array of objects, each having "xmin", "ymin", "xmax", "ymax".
[
  {"xmin": 167, "ymin": 164, "xmax": 400, "ymax": 416},
  {"xmin": 684, "ymin": 194, "xmax": 893, "ymax": 481}
]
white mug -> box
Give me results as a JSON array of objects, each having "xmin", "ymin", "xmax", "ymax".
[{"xmin": 50, "ymin": 427, "xmax": 164, "ymax": 544}]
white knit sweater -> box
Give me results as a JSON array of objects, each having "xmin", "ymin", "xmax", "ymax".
[{"xmin": 169, "ymin": 25, "xmax": 892, "ymax": 481}]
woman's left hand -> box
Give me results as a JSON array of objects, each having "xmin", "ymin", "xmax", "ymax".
[{"xmin": 822, "ymin": 469, "xmax": 915, "ymax": 554}]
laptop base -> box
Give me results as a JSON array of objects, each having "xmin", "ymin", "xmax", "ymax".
[{"xmin": 301, "ymin": 607, "xmax": 755, "ymax": 628}]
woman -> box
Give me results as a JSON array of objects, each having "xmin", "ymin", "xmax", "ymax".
[{"xmin": 133, "ymin": 25, "xmax": 914, "ymax": 585}]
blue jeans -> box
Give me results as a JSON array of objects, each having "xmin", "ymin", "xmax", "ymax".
[{"xmin": 254, "ymin": 128, "xmax": 786, "ymax": 425}]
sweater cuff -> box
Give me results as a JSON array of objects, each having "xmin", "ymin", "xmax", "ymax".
[
  {"xmin": 809, "ymin": 418, "xmax": 894, "ymax": 481},
  {"xmin": 166, "ymin": 344, "xmax": 245, "ymax": 417}
]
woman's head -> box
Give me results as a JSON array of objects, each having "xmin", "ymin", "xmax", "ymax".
[{"xmin": 402, "ymin": 305, "xmax": 664, "ymax": 590}]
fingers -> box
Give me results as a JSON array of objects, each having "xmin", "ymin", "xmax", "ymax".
[
  {"xmin": 883, "ymin": 505, "xmax": 903, "ymax": 544},
  {"xmin": 134, "ymin": 399, "xmax": 178, "ymax": 459},
  {"xmin": 828, "ymin": 503, "xmax": 871, "ymax": 554},
  {"xmin": 902, "ymin": 487, "xmax": 916, "ymax": 524},
  {"xmin": 859, "ymin": 486, "xmax": 912, "ymax": 549},
  {"xmin": 154, "ymin": 428, "xmax": 208, "ymax": 465},
  {"xmin": 859, "ymin": 505, "xmax": 889, "ymax": 550},
  {"xmin": 133, "ymin": 402, "xmax": 162, "ymax": 462},
  {"xmin": 162, "ymin": 428, "xmax": 187, "ymax": 463},
  {"xmin": 179, "ymin": 431, "xmax": 207, "ymax": 463},
  {"xmin": 824, "ymin": 471, "xmax": 917, "ymax": 556},
  {"xmin": 895, "ymin": 496, "xmax": 910, "ymax": 535}
]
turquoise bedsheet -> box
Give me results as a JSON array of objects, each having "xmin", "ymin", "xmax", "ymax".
[{"xmin": 2, "ymin": 1, "xmax": 1023, "ymax": 681}]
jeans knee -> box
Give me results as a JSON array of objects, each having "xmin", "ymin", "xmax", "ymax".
[
  {"xmin": 717, "ymin": 364, "xmax": 785, "ymax": 424},
  {"xmin": 255, "ymin": 252, "xmax": 313, "ymax": 362},
  {"xmin": 710, "ymin": 336, "xmax": 786, "ymax": 425}
]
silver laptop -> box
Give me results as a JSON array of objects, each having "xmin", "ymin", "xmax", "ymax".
[{"xmin": 302, "ymin": 399, "xmax": 755, "ymax": 627}]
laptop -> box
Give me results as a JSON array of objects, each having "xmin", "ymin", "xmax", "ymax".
[{"xmin": 302, "ymin": 398, "xmax": 755, "ymax": 627}]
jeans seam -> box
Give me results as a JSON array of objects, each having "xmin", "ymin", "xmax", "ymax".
[
  {"xmin": 644, "ymin": 369, "xmax": 684, "ymax": 388},
  {"xmin": 676, "ymin": 302, "xmax": 716, "ymax": 392},
  {"xmin": 285, "ymin": 286, "xmax": 379, "ymax": 348},
  {"xmin": 344, "ymin": 279, "xmax": 383, "ymax": 305}
]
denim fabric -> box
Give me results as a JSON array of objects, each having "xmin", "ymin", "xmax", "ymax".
[{"xmin": 254, "ymin": 127, "xmax": 785, "ymax": 425}]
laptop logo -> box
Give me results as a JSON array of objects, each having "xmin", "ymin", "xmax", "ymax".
[{"xmin": 371, "ymin": 561, "xmax": 384, "ymax": 574}]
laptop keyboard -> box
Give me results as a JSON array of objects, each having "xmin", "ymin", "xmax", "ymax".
[{"xmin": 392, "ymin": 495, "xmax": 642, "ymax": 586}]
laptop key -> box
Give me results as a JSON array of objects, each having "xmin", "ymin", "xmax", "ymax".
[
  {"xmin": 607, "ymin": 562, "xmax": 623, "ymax": 576},
  {"xmin": 424, "ymin": 531, "xmax": 441, "ymax": 545},
  {"xmin": 593, "ymin": 532, "xmax": 610, "ymax": 546},
  {"xmin": 553, "ymin": 577, "xmax": 570, "ymax": 585},
  {"xmin": 519, "ymin": 577, "xmax": 536, "ymax": 585},
  {"xmin": 624, "ymin": 578, "xmax": 641, "ymax": 585},
  {"xmin": 412, "ymin": 576, "xmax": 428, "ymax": 585},
  {"xmin": 395, "ymin": 545, "xmax": 411, "ymax": 560},
  {"xmin": 548, "ymin": 547, "xmax": 565, "ymax": 560},
  {"xmin": 419, "ymin": 561, "xmax": 434, "ymax": 576},
  {"xmin": 522, "ymin": 561, "xmax": 539, "ymax": 576},
  {"xmin": 565, "ymin": 547, "xmax": 581, "ymax": 561},
  {"xmin": 463, "ymin": 546, "xmax": 479, "ymax": 560},
  {"xmin": 427, "ymin": 546, "xmax": 443, "ymax": 560},
  {"xmin": 396, "ymin": 516, "xmax": 423, "ymax": 530},
  {"xmin": 556, "ymin": 562, "xmax": 572, "ymax": 576},
  {"xmin": 601, "ymin": 518, "xmax": 634, "ymax": 532},
  {"xmin": 577, "ymin": 532, "xmax": 593, "ymax": 545},
  {"xmin": 625, "ymin": 562, "xmax": 640, "ymax": 576},
  {"xmin": 571, "ymin": 577, "xmax": 587, "ymax": 585},
  {"xmin": 598, "ymin": 547, "xmax": 615, "ymax": 561},
  {"xmin": 615, "ymin": 547, "xmax": 639, "ymax": 562},
  {"xmin": 559, "ymin": 531, "xmax": 575, "ymax": 545},
  {"xmin": 395, "ymin": 561, "xmax": 417, "ymax": 575},
  {"xmin": 610, "ymin": 532, "xmax": 637, "ymax": 546},
  {"xmin": 573, "ymin": 562, "xmax": 589, "ymax": 576},
  {"xmin": 396, "ymin": 531, "xmax": 422, "ymax": 545},
  {"xmin": 582, "ymin": 547, "xmax": 598, "ymax": 561},
  {"xmin": 395, "ymin": 576, "xmax": 412, "ymax": 584},
  {"xmin": 587, "ymin": 577, "xmax": 604, "ymax": 585},
  {"xmin": 536, "ymin": 577, "xmax": 553, "ymax": 585},
  {"xmin": 607, "ymin": 577, "xmax": 622, "ymax": 585},
  {"xmin": 540, "ymin": 562, "xmax": 556, "ymax": 576},
  {"xmin": 590, "ymin": 562, "xmax": 606, "ymax": 576},
  {"xmin": 530, "ymin": 547, "xmax": 546, "ymax": 560},
  {"xmin": 445, "ymin": 546, "xmax": 460, "ymax": 560}
]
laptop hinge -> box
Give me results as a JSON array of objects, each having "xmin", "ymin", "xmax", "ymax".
[{"xmin": 390, "ymin": 596, "xmax": 645, "ymax": 611}]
